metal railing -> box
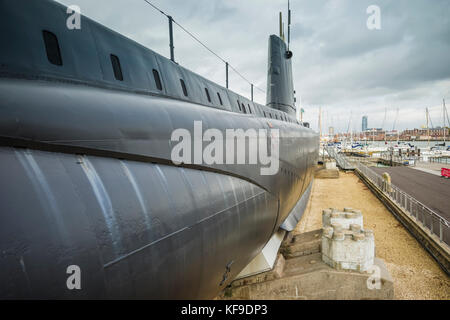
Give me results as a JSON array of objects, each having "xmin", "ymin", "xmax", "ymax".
[
  {"xmin": 379, "ymin": 152, "xmax": 420, "ymax": 165},
  {"xmin": 430, "ymin": 157, "xmax": 450, "ymax": 165},
  {"xmin": 379, "ymin": 152, "xmax": 450, "ymax": 165},
  {"xmin": 356, "ymin": 162, "xmax": 450, "ymax": 246},
  {"xmin": 325, "ymin": 146, "xmax": 355, "ymax": 170},
  {"xmin": 143, "ymin": 0, "xmax": 264, "ymax": 99}
]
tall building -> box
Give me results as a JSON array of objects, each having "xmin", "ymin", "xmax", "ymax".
[{"xmin": 362, "ymin": 116, "xmax": 368, "ymax": 132}]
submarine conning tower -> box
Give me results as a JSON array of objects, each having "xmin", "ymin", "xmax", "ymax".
[{"xmin": 266, "ymin": 35, "xmax": 296, "ymax": 116}]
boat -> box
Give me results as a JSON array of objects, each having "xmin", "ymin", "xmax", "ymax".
[{"xmin": 0, "ymin": 0, "xmax": 319, "ymax": 298}]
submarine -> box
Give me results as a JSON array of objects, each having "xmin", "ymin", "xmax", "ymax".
[{"xmin": 0, "ymin": 0, "xmax": 319, "ymax": 299}]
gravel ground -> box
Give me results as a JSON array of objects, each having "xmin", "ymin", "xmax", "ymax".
[{"xmin": 295, "ymin": 171, "xmax": 450, "ymax": 300}]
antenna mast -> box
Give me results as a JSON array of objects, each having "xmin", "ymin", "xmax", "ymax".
[
  {"xmin": 287, "ymin": 0, "xmax": 291, "ymax": 50},
  {"xmin": 279, "ymin": 1, "xmax": 291, "ymax": 45},
  {"xmin": 279, "ymin": 12, "xmax": 284, "ymax": 40}
]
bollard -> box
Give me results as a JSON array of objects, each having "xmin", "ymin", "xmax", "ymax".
[{"xmin": 382, "ymin": 172, "xmax": 392, "ymax": 193}]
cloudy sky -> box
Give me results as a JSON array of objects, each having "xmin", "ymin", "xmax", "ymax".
[{"xmin": 57, "ymin": 0, "xmax": 450, "ymax": 133}]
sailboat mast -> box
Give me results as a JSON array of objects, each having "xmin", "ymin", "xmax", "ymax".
[
  {"xmin": 426, "ymin": 107, "xmax": 430, "ymax": 148},
  {"xmin": 444, "ymin": 99, "xmax": 447, "ymax": 145},
  {"xmin": 350, "ymin": 116, "xmax": 353, "ymax": 146},
  {"xmin": 383, "ymin": 107, "xmax": 387, "ymax": 143},
  {"xmin": 318, "ymin": 106, "xmax": 322, "ymax": 141}
]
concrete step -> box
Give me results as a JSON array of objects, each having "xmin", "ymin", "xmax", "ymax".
[
  {"xmin": 218, "ymin": 228, "xmax": 394, "ymax": 300},
  {"xmin": 281, "ymin": 229, "xmax": 322, "ymax": 259}
]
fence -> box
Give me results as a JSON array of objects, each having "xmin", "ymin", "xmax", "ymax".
[
  {"xmin": 324, "ymin": 146, "xmax": 355, "ymax": 170},
  {"xmin": 430, "ymin": 157, "xmax": 450, "ymax": 165},
  {"xmin": 379, "ymin": 151, "xmax": 450, "ymax": 166},
  {"xmin": 356, "ymin": 162, "xmax": 450, "ymax": 246},
  {"xmin": 379, "ymin": 152, "xmax": 411, "ymax": 164}
]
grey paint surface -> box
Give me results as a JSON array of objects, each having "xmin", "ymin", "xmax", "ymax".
[
  {"xmin": 266, "ymin": 35, "xmax": 296, "ymax": 115},
  {"xmin": 280, "ymin": 181, "xmax": 313, "ymax": 231},
  {"xmin": 0, "ymin": 0, "xmax": 319, "ymax": 299},
  {"xmin": 0, "ymin": 147, "xmax": 278, "ymax": 298}
]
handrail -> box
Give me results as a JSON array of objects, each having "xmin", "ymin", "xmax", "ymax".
[
  {"xmin": 324, "ymin": 146, "xmax": 355, "ymax": 170},
  {"xmin": 356, "ymin": 162, "xmax": 449, "ymax": 244}
]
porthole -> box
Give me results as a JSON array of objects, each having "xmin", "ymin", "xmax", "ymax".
[
  {"xmin": 42, "ymin": 30, "xmax": 63, "ymax": 66},
  {"xmin": 153, "ymin": 69, "xmax": 162, "ymax": 90},
  {"xmin": 180, "ymin": 79, "xmax": 188, "ymax": 96}
]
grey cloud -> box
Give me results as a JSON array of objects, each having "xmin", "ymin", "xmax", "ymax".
[{"xmin": 56, "ymin": 0, "xmax": 450, "ymax": 133}]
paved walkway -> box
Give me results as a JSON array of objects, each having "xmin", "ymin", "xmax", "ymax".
[
  {"xmin": 412, "ymin": 161, "xmax": 450, "ymax": 176},
  {"xmin": 373, "ymin": 166, "xmax": 450, "ymax": 221},
  {"xmin": 412, "ymin": 167, "xmax": 442, "ymax": 176}
]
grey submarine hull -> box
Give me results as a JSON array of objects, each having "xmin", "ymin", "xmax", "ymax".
[{"xmin": 0, "ymin": 0, "xmax": 319, "ymax": 299}]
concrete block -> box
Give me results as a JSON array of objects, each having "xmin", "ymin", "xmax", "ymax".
[
  {"xmin": 281, "ymin": 230, "xmax": 322, "ymax": 259},
  {"xmin": 322, "ymin": 208, "xmax": 363, "ymax": 230},
  {"xmin": 325, "ymin": 161, "xmax": 337, "ymax": 170},
  {"xmin": 315, "ymin": 168, "xmax": 339, "ymax": 179},
  {"xmin": 321, "ymin": 209, "xmax": 374, "ymax": 272}
]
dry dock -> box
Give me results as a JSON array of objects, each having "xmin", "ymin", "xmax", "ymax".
[{"xmin": 296, "ymin": 171, "xmax": 450, "ymax": 299}]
